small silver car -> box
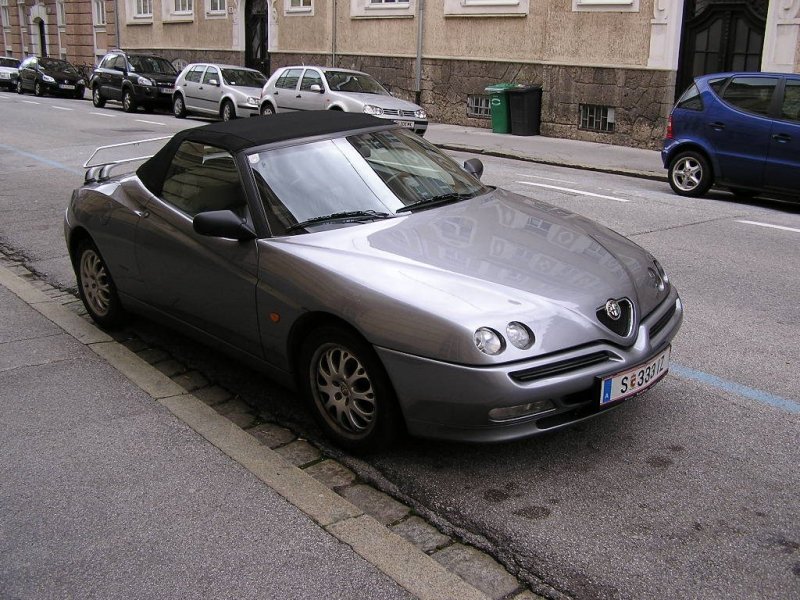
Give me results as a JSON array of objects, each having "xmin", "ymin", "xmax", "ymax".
[
  {"xmin": 0, "ymin": 57, "xmax": 20, "ymax": 91},
  {"xmin": 173, "ymin": 63, "xmax": 267, "ymax": 121},
  {"xmin": 259, "ymin": 66, "xmax": 428, "ymax": 135}
]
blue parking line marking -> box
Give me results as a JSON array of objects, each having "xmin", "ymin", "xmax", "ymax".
[
  {"xmin": 0, "ymin": 143, "xmax": 83, "ymax": 175},
  {"xmin": 671, "ymin": 364, "xmax": 800, "ymax": 414}
]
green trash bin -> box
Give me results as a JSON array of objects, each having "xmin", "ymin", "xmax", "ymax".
[{"xmin": 484, "ymin": 83, "xmax": 517, "ymax": 134}]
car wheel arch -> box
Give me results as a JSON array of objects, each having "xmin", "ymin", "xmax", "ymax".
[
  {"xmin": 67, "ymin": 227, "xmax": 93, "ymax": 267},
  {"xmin": 666, "ymin": 142, "xmax": 717, "ymax": 175},
  {"xmin": 288, "ymin": 312, "xmax": 375, "ymax": 379},
  {"xmin": 328, "ymin": 105, "xmax": 345, "ymax": 111}
]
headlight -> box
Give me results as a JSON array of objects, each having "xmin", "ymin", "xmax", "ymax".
[
  {"xmin": 415, "ymin": 109, "xmax": 427, "ymax": 119},
  {"xmin": 474, "ymin": 327, "xmax": 504, "ymax": 356},
  {"xmin": 137, "ymin": 76, "xmax": 154, "ymax": 86},
  {"xmin": 246, "ymin": 96, "xmax": 258, "ymax": 105},
  {"xmin": 651, "ymin": 260, "xmax": 669, "ymax": 292},
  {"xmin": 506, "ymin": 322, "xmax": 534, "ymax": 349},
  {"xmin": 42, "ymin": 74, "xmax": 55, "ymax": 83},
  {"xmin": 363, "ymin": 104, "xmax": 383, "ymax": 116},
  {"xmin": 77, "ymin": 79, "xmax": 85, "ymax": 86}
]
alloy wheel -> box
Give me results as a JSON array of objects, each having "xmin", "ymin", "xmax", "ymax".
[
  {"xmin": 671, "ymin": 156, "xmax": 704, "ymax": 193},
  {"xmin": 79, "ymin": 249, "xmax": 112, "ymax": 317}
]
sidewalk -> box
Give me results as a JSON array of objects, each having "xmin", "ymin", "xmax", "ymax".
[
  {"xmin": 426, "ymin": 123, "xmax": 665, "ymax": 180},
  {"xmin": 0, "ymin": 263, "xmax": 496, "ymax": 600}
]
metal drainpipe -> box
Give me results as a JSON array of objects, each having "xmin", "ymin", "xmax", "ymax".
[
  {"xmin": 114, "ymin": 0, "xmax": 121, "ymax": 54},
  {"xmin": 331, "ymin": 0, "xmax": 337, "ymax": 67},
  {"xmin": 414, "ymin": 0, "xmax": 423, "ymax": 105}
]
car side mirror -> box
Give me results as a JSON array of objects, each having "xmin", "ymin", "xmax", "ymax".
[
  {"xmin": 193, "ymin": 210, "xmax": 256, "ymax": 241},
  {"xmin": 113, "ymin": 65, "xmax": 126, "ymax": 73},
  {"xmin": 463, "ymin": 158, "xmax": 484, "ymax": 180},
  {"xmin": 310, "ymin": 84, "xmax": 323, "ymax": 93},
  {"xmin": 208, "ymin": 79, "xmax": 220, "ymax": 87}
]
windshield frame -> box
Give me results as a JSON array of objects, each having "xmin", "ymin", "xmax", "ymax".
[{"xmin": 324, "ymin": 70, "xmax": 390, "ymax": 96}]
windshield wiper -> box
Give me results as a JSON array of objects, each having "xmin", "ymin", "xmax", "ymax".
[
  {"xmin": 286, "ymin": 210, "xmax": 392, "ymax": 233},
  {"xmin": 395, "ymin": 192, "xmax": 474, "ymax": 214}
]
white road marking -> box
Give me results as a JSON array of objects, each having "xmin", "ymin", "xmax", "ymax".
[
  {"xmin": 516, "ymin": 181, "xmax": 630, "ymax": 203},
  {"xmin": 52, "ymin": 106, "xmax": 72, "ymax": 111},
  {"xmin": 90, "ymin": 111, "xmax": 115, "ymax": 117},
  {"xmin": 22, "ymin": 100, "xmax": 40, "ymax": 105},
  {"xmin": 136, "ymin": 119, "xmax": 165, "ymax": 126},
  {"xmin": 515, "ymin": 173, "xmax": 578, "ymax": 185},
  {"xmin": 736, "ymin": 220, "xmax": 800, "ymax": 234}
]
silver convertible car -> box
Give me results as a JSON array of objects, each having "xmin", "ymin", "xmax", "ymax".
[{"xmin": 65, "ymin": 112, "xmax": 682, "ymax": 451}]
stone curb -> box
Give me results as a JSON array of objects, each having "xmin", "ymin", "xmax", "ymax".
[
  {"xmin": 0, "ymin": 262, "xmax": 503, "ymax": 600},
  {"xmin": 434, "ymin": 143, "xmax": 665, "ymax": 182}
]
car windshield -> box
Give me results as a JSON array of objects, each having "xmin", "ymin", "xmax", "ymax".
[
  {"xmin": 221, "ymin": 68, "xmax": 267, "ymax": 88},
  {"xmin": 0, "ymin": 57, "xmax": 19, "ymax": 68},
  {"xmin": 39, "ymin": 58, "xmax": 76, "ymax": 73},
  {"xmin": 128, "ymin": 56, "xmax": 177, "ymax": 75},
  {"xmin": 324, "ymin": 71, "xmax": 389, "ymax": 96},
  {"xmin": 247, "ymin": 128, "xmax": 490, "ymax": 235}
]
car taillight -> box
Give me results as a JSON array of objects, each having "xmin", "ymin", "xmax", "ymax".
[{"xmin": 665, "ymin": 114, "xmax": 674, "ymax": 140}]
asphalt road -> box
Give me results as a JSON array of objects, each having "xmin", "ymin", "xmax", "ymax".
[{"xmin": 1, "ymin": 91, "xmax": 798, "ymax": 600}]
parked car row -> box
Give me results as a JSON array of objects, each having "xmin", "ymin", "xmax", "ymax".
[{"xmin": 8, "ymin": 56, "xmax": 86, "ymax": 98}]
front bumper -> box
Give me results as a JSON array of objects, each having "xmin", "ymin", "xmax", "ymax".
[
  {"xmin": 377, "ymin": 115, "xmax": 428, "ymax": 136},
  {"xmin": 44, "ymin": 80, "xmax": 84, "ymax": 95},
  {"xmin": 377, "ymin": 288, "xmax": 683, "ymax": 442},
  {"xmin": 133, "ymin": 84, "xmax": 173, "ymax": 106}
]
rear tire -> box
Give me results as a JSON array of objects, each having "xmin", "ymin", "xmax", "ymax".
[
  {"xmin": 74, "ymin": 239, "xmax": 127, "ymax": 329},
  {"xmin": 173, "ymin": 94, "xmax": 187, "ymax": 118},
  {"xmin": 92, "ymin": 85, "xmax": 106, "ymax": 107},
  {"xmin": 668, "ymin": 150, "xmax": 713, "ymax": 197},
  {"xmin": 299, "ymin": 325, "xmax": 402, "ymax": 452}
]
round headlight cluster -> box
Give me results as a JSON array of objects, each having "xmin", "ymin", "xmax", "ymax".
[
  {"xmin": 362, "ymin": 104, "xmax": 384, "ymax": 116},
  {"xmin": 473, "ymin": 322, "xmax": 535, "ymax": 355},
  {"xmin": 650, "ymin": 260, "xmax": 669, "ymax": 292},
  {"xmin": 137, "ymin": 75, "xmax": 154, "ymax": 87},
  {"xmin": 415, "ymin": 109, "xmax": 427, "ymax": 119}
]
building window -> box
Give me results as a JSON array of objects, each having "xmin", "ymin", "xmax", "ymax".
[
  {"xmin": 0, "ymin": 0, "xmax": 10, "ymax": 29},
  {"xmin": 285, "ymin": 0, "xmax": 313, "ymax": 14},
  {"xmin": 467, "ymin": 95, "xmax": 491, "ymax": 118},
  {"xmin": 93, "ymin": 0, "xmax": 106, "ymax": 25},
  {"xmin": 573, "ymin": 0, "xmax": 638, "ymax": 13},
  {"xmin": 205, "ymin": 0, "xmax": 226, "ymax": 16},
  {"xmin": 579, "ymin": 104, "xmax": 615, "ymax": 133},
  {"xmin": 444, "ymin": 0, "xmax": 529, "ymax": 17},
  {"xmin": 174, "ymin": 0, "xmax": 193, "ymax": 13},
  {"xmin": 351, "ymin": 0, "xmax": 414, "ymax": 18},
  {"xmin": 56, "ymin": 0, "xmax": 66, "ymax": 26},
  {"xmin": 164, "ymin": 0, "xmax": 194, "ymax": 21},
  {"xmin": 135, "ymin": 0, "xmax": 153, "ymax": 17}
]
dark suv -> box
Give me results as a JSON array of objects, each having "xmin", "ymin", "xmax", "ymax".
[
  {"xmin": 90, "ymin": 50, "xmax": 178, "ymax": 112},
  {"xmin": 663, "ymin": 72, "xmax": 800, "ymax": 201}
]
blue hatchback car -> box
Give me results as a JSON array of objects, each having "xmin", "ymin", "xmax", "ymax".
[{"xmin": 662, "ymin": 72, "xmax": 800, "ymax": 200}]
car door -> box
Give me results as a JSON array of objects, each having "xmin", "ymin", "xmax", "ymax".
[
  {"xmin": 181, "ymin": 65, "xmax": 207, "ymax": 113},
  {"xmin": 106, "ymin": 55, "xmax": 126, "ymax": 100},
  {"xmin": 272, "ymin": 68, "xmax": 303, "ymax": 112},
  {"xmin": 707, "ymin": 75, "xmax": 779, "ymax": 188},
  {"xmin": 19, "ymin": 57, "xmax": 35, "ymax": 91},
  {"xmin": 764, "ymin": 77, "xmax": 800, "ymax": 197},
  {"xmin": 293, "ymin": 68, "xmax": 327, "ymax": 111},
  {"xmin": 134, "ymin": 140, "xmax": 263, "ymax": 359},
  {"xmin": 197, "ymin": 66, "xmax": 224, "ymax": 115}
]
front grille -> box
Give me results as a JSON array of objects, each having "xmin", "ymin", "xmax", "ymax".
[
  {"xmin": 382, "ymin": 108, "xmax": 416, "ymax": 117},
  {"xmin": 510, "ymin": 351, "xmax": 613, "ymax": 383},
  {"xmin": 649, "ymin": 302, "xmax": 676, "ymax": 338},
  {"xmin": 596, "ymin": 298, "xmax": 633, "ymax": 337}
]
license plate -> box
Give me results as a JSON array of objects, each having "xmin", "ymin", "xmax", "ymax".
[
  {"xmin": 600, "ymin": 346, "xmax": 671, "ymax": 406},
  {"xmin": 395, "ymin": 120, "xmax": 414, "ymax": 128},
  {"xmin": 59, "ymin": 84, "xmax": 75, "ymax": 90},
  {"xmin": 0, "ymin": 73, "xmax": 9, "ymax": 79},
  {"xmin": 159, "ymin": 87, "xmax": 173, "ymax": 94}
]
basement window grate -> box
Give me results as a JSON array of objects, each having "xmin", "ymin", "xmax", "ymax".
[
  {"xmin": 467, "ymin": 95, "xmax": 491, "ymax": 119},
  {"xmin": 579, "ymin": 104, "xmax": 615, "ymax": 133}
]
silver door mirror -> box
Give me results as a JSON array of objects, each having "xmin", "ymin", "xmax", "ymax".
[
  {"xmin": 208, "ymin": 79, "xmax": 220, "ymax": 87},
  {"xmin": 310, "ymin": 84, "xmax": 323, "ymax": 93}
]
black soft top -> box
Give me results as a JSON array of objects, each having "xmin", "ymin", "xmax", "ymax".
[{"xmin": 136, "ymin": 111, "xmax": 386, "ymax": 196}]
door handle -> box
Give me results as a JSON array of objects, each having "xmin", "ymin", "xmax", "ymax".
[
  {"xmin": 296, "ymin": 94, "xmax": 301, "ymax": 98},
  {"xmin": 772, "ymin": 133, "xmax": 791, "ymax": 143},
  {"xmin": 708, "ymin": 121, "xmax": 726, "ymax": 131},
  {"xmin": 133, "ymin": 209, "xmax": 150, "ymax": 218}
]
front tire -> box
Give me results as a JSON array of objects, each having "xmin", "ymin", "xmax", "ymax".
[
  {"xmin": 16, "ymin": 79, "xmax": 23, "ymax": 94},
  {"xmin": 221, "ymin": 99, "xmax": 235, "ymax": 121},
  {"xmin": 260, "ymin": 102, "xmax": 274, "ymax": 116},
  {"xmin": 34, "ymin": 80, "xmax": 44, "ymax": 97},
  {"xmin": 75, "ymin": 239, "xmax": 126, "ymax": 329},
  {"xmin": 122, "ymin": 88, "xmax": 136, "ymax": 113},
  {"xmin": 173, "ymin": 94, "xmax": 187, "ymax": 118},
  {"xmin": 668, "ymin": 150, "xmax": 713, "ymax": 197},
  {"xmin": 92, "ymin": 85, "xmax": 106, "ymax": 107},
  {"xmin": 299, "ymin": 326, "xmax": 402, "ymax": 452}
]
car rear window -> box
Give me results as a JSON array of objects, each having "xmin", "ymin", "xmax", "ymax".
[
  {"xmin": 676, "ymin": 84, "xmax": 703, "ymax": 111},
  {"xmin": 720, "ymin": 76, "xmax": 779, "ymax": 116}
]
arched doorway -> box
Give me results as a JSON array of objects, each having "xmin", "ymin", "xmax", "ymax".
[
  {"xmin": 36, "ymin": 18, "xmax": 47, "ymax": 56},
  {"xmin": 245, "ymin": 0, "xmax": 269, "ymax": 75},
  {"xmin": 677, "ymin": 0, "xmax": 768, "ymax": 95}
]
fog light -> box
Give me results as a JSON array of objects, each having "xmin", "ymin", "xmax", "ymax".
[{"xmin": 489, "ymin": 399, "xmax": 556, "ymax": 422}]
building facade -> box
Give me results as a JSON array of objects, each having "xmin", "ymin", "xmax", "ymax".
[{"xmin": 1, "ymin": 0, "xmax": 117, "ymax": 72}]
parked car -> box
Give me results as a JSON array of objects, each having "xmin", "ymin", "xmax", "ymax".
[
  {"xmin": 90, "ymin": 50, "xmax": 178, "ymax": 112},
  {"xmin": 663, "ymin": 72, "xmax": 800, "ymax": 200},
  {"xmin": 259, "ymin": 66, "xmax": 428, "ymax": 135},
  {"xmin": 0, "ymin": 57, "xmax": 20, "ymax": 91},
  {"xmin": 173, "ymin": 63, "xmax": 267, "ymax": 121},
  {"xmin": 15, "ymin": 56, "xmax": 85, "ymax": 98},
  {"xmin": 66, "ymin": 111, "xmax": 682, "ymax": 451}
]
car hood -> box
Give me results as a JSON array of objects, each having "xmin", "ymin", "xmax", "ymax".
[
  {"xmin": 45, "ymin": 68, "xmax": 82, "ymax": 82},
  {"xmin": 267, "ymin": 188, "xmax": 670, "ymax": 360},
  {"xmin": 137, "ymin": 72, "xmax": 177, "ymax": 85},
  {"xmin": 338, "ymin": 92, "xmax": 422, "ymax": 112},
  {"xmin": 229, "ymin": 85, "xmax": 263, "ymax": 97}
]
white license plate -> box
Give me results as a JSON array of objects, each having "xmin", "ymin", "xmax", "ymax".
[
  {"xmin": 600, "ymin": 346, "xmax": 671, "ymax": 406},
  {"xmin": 159, "ymin": 87, "xmax": 172, "ymax": 94},
  {"xmin": 59, "ymin": 84, "xmax": 75, "ymax": 90},
  {"xmin": 395, "ymin": 120, "xmax": 414, "ymax": 128},
  {"xmin": 0, "ymin": 73, "xmax": 9, "ymax": 79}
]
